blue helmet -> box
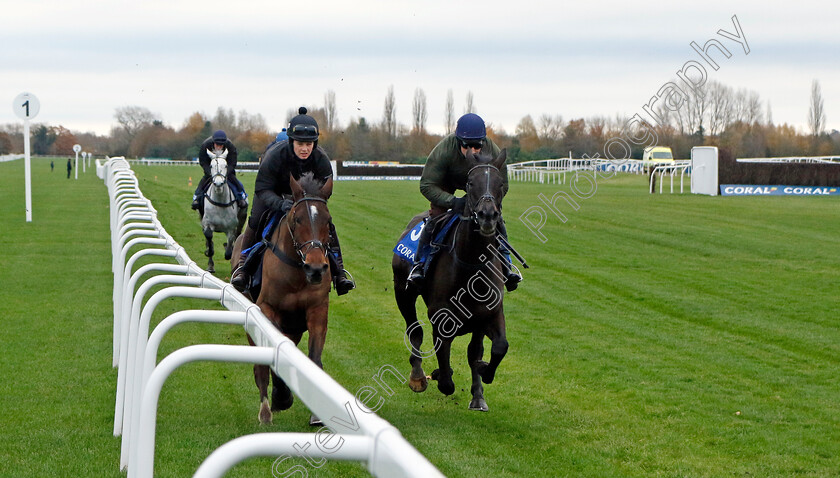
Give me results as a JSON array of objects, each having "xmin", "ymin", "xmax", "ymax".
[
  {"xmin": 455, "ymin": 113, "xmax": 486, "ymax": 140},
  {"xmin": 212, "ymin": 130, "xmax": 227, "ymax": 144},
  {"xmin": 275, "ymin": 129, "xmax": 288, "ymax": 142}
]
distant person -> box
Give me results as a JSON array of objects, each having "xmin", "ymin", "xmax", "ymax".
[
  {"xmin": 66, "ymin": 158, "xmax": 72, "ymax": 178},
  {"xmin": 191, "ymin": 130, "xmax": 247, "ymax": 210},
  {"xmin": 406, "ymin": 113, "xmax": 521, "ymax": 291},
  {"xmin": 259, "ymin": 128, "xmax": 289, "ymax": 163},
  {"xmin": 50, "ymin": 160, "xmax": 54, "ymax": 172}
]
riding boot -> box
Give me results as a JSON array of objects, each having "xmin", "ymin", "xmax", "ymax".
[
  {"xmin": 328, "ymin": 223, "xmax": 355, "ymax": 295},
  {"xmin": 231, "ymin": 225, "xmax": 258, "ymax": 292},
  {"xmin": 497, "ymin": 219, "xmax": 522, "ymax": 292},
  {"xmin": 192, "ymin": 175, "xmax": 211, "ymax": 210},
  {"xmin": 229, "ymin": 175, "xmax": 249, "ymax": 209},
  {"xmin": 406, "ymin": 217, "xmax": 435, "ymax": 290}
]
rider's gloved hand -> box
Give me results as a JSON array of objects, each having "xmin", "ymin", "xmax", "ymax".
[
  {"xmin": 451, "ymin": 196, "xmax": 467, "ymax": 214},
  {"xmin": 280, "ymin": 198, "xmax": 294, "ymax": 214}
]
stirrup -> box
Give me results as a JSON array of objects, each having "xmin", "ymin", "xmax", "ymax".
[
  {"xmin": 230, "ymin": 264, "xmax": 249, "ymax": 292},
  {"xmin": 191, "ymin": 199, "xmax": 200, "ymax": 210},
  {"xmin": 406, "ymin": 262, "xmax": 425, "ymax": 289},
  {"xmin": 334, "ymin": 269, "xmax": 356, "ymax": 295},
  {"xmin": 504, "ymin": 263, "xmax": 522, "ymax": 292}
]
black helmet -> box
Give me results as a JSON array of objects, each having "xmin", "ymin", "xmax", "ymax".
[{"xmin": 287, "ymin": 107, "xmax": 319, "ymax": 142}]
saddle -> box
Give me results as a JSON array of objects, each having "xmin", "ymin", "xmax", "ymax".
[
  {"xmin": 394, "ymin": 212, "xmax": 460, "ymax": 268},
  {"xmin": 239, "ymin": 211, "xmax": 285, "ymax": 298}
]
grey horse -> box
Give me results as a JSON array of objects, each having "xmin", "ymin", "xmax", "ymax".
[{"xmin": 200, "ymin": 151, "xmax": 246, "ymax": 273}]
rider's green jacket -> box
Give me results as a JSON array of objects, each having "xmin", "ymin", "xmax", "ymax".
[{"xmin": 419, "ymin": 134, "xmax": 508, "ymax": 210}]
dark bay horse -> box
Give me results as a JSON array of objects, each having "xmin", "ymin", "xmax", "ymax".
[
  {"xmin": 232, "ymin": 173, "xmax": 333, "ymax": 425},
  {"xmin": 392, "ymin": 150, "xmax": 509, "ymax": 411}
]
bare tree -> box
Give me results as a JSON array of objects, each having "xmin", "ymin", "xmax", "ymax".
[
  {"xmin": 212, "ymin": 107, "xmax": 237, "ymax": 135},
  {"xmin": 745, "ymin": 91, "xmax": 763, "ymax": 125},
  {"xmin": 412, "ymin": 87, "xmax": 428, "ymax": 134},
  {"xmin": 464, "ymin": 91, "xmax": 475, "ymax": 114},
  {"xmin": 444, "ymin": 89, "xmax": 455, "ymax": 134},
  {"xmin": 114, "ymin": 106, "xmax": 157, "ymax": 138},
  {"xmin": 808, "ymin": 79, "xmax": 826, "ymax": 136},
  {"xmin": 538, "ymin": 114, "xmax": 564, "ymax": 143},
  {"xmin": 707, "ymin": 80, "xmax": 733, "ymax": 136},
  {"xmin": 383, "ymin": 85, "xmax": 397, "ymax": 137},
  {"xmin": 324, "ymin": 90, "xmax": 337, "ymax": 132},
  {"xmin": 766, "ymin": 101, "xmax": 773, "ymax": 125}
]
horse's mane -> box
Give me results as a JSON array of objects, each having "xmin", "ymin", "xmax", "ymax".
[
  {"xmin": 298, "ymin": 172, "xmax": 324, "ymax": 196},
  {"xmin": 467, "ymin": 152, "xmax": 495, "ymax": 166}
]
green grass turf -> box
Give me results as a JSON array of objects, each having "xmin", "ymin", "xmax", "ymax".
[{"xmin": 1, "ymin": 158, "xmax": 839, "ymax": 477}]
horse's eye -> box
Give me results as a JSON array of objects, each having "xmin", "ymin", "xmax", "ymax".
[{"xmin": 295, "ymin": 217, "xmax": 303, "ymax": 225}]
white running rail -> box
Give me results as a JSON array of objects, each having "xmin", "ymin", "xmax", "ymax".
[
  {"xmin": 97, "ymin": 157, "xmax": 443, "ymax": 478},
  {"xmin": 649, "ymin": 161, "xmax": 692, "ymax": 194}
]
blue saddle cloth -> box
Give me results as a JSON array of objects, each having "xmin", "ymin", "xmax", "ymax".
[{"xmin": 393, "ymin": 214, "xmax": 459, "ymax": 263}]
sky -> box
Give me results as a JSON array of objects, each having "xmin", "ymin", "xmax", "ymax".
[{"xmin": 2, "ymin": 0, "xmax": 839, "ymax": 139}]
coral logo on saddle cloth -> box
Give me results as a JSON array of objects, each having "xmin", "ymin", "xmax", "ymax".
[{"xmin": 394, "ymin": 221, "xmax": 425, "ymax": 262}]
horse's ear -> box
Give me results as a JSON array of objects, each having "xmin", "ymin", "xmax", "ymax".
[
  {"xmin": 492, "ymin": 149, "xmax": 507, "ymax": 169},
  {"xmin": 290, "ymin": 174, "xmax": 304, "ymax": 201},
  {"xmin": 320, "ymin": 177, "xmax": 334, "ymax": 200}
]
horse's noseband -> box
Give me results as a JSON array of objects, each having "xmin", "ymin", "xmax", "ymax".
[
  {"xmin": 288, "ymin": 197, "xmax": 329, "ymax": 264},
  {"xmin": 466, "ymin": 164, "xmax": 501, "ymax": 221}
]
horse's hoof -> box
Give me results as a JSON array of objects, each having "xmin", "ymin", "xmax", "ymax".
[
  {"xmin": 207, "ymin": 266, "xmax": 215, "ymax": 274},
  {"xmin": 271, "ymin": 394, "xmax": 294, "ymax": 411},
  {"xmin": 476, "ymin": 361, "xmax": 496, "ymax": 384},
  {"xmin": 437, "ymin": 380, "xmax": 455, "ymax": 396},
  {"xmin": 224, "ymin": 251, "xmax": 232, "ymax": 260},
  {"xmin": 430, "ymin": 369, "xmax": 440, "ymax": 381},
  {"xmin": 408, "ymin": 376, "xmax": 428, "ymax": 393},
  {"xmin": 309, "ymin": 414, "xmax": 324, "ymax": 427},
  {"xmin": 469, "ymin": 398, "xmax": 489, "ymax": 412},
  {"xmin": 259, "ymin": 398, "xmax": 272, "ymax": 425}
]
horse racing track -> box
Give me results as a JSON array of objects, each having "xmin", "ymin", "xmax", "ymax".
[{"xmin": 2, "ymin": 157, "xmax": 839, "ymax": 477}]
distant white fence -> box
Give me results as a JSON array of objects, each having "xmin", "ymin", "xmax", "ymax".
[
  {"xmin": 98, "ymin": 157, "xmax": 443, "ymax": 478},
  {"xmin": 737, "ymin": 156, "xmax": 840, "ymax": 164},
  {"xmin": 508, "ymin": 157, "xmax": 645, "ymax": 184},
  {"xmin": 649, "ymin": 161, "xmax": 692, "ymax": 194},
  {"xmin": 0, "ymin": 154, "xmax": 24, "ymax": 162}
]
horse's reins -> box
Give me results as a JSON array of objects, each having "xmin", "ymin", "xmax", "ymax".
[
  {"xmin": 265, "ymin": 197, "xmax": 328, "ymax": 268},
  {"xmin": 465, "ymin": 164, "xmax": 500, "ymax": 223},
  {"xmin": 204, "ymin": 160, "xmax": 237, "ymax": 207}
]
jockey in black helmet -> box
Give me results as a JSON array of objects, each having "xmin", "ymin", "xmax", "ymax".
[
  {"xmin": 230, "ymin": 107, "xmax": 355, "ymax": 295},
  {"xmin": 406, "ymin": 113, "xmax": 522, "ymax": 291},
  {"xmin": 192, "ymin": 129, "xmax": 248, "ymax": 210}
]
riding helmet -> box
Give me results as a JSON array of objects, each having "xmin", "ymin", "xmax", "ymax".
[
  {"xmin": 287, "ymin": 107, "xmax": 319, "ymax": 142},
  {"xmin": 212, "ymin": 130, "xmax": 227, "ymax": 144},
  {"xmin": 455, "ymin": 113, "xmax": 486, "ymax": 140}
]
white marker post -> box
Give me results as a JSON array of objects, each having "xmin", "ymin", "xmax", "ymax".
[
  {"xmin": 82, "ymin": 151, "xmax": 86, "ymax": 173},
  {"xmin": 13, "ymin": 92, "xmax": 40, "ymax": 222},
  {"xmin": 73, "ymin": 144, "xmax": 81, "ymax": 179}
]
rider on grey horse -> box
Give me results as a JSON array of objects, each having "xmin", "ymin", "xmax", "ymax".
[{"xmin": 192, "ymin": 130, "xmax": 248, "ymax": 210}]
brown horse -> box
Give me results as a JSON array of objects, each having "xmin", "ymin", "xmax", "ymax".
[
  {"xmin": 232, "ymin": 173, "xmax": 333, "ymax": 425},
  {"xmin": 392, "ymin": 150, "xmax": 509, "ymax": 411}
]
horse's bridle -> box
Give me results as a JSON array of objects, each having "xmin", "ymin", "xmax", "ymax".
[
  {"xmin": 465, "ymin": 164, "xmax": 502, "ymax": 221},
  {"xmin": 286, "ymin": 196, "xmax": 329, "ymax": 264}
]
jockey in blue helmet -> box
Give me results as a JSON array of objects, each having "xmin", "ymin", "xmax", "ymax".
[{"xmin": 406, "ymin": 113, "xmax": 521, "ymax": 291}]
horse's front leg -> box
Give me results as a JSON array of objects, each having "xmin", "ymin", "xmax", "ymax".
[
  {"xmin": 305, "ymin": 304, "xmax": 329, "ymax": 370},
  {"xmin": 394, "ymin": 278, "xmax": 428, "ymax": 392},
  {"xmin": 247, "ymin": 333, "xmax": 272, "ymax": 424},
  {"xmin": 477, "ymin": 312, "xmax": 508, "ymax": 385},
  {"xmin": 224, "ymin": 229, "xmax": 237, "ymax": 261},
  {"xmin": 204, "ymin": 227, "xmax": 215, "ymax": 273},
  {"xmin": 306, "ymin": 304, "xmax": 329, "ymax": 426},
  {"xmin": 431, "ymin": 333, "xmax": 455, "ymax": 396},
  {"xmin": 467, "ymin": 331, "xmax": 488, "ymax": 411}
]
